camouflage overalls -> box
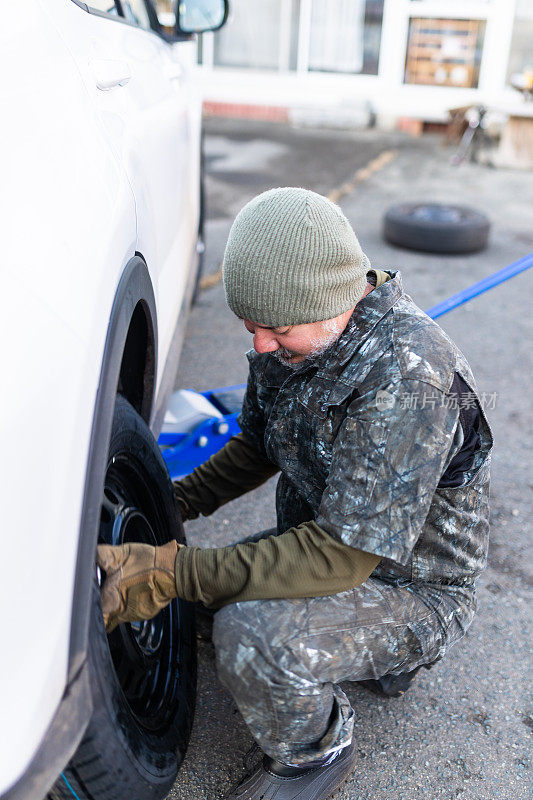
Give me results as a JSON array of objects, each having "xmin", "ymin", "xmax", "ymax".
[{"xmin": 213, "ymin": 271, "xmax": 493, "ymax": 765}]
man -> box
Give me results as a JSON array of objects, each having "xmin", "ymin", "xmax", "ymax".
[{"xmin": 97, "ymin": 187, "xmax": 492, "ymax": 800}]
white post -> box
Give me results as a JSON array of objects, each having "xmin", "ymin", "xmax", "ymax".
[
  {"xmin": 201, "ymin": 31, "xmax": 215, "ymax": 68},
  {"xmin": 297, "ymin": 0, "xmax": 311, "ymax": 74},
  {"xmin": 279, "ymin": 0, "xmax": 292, "ymax": 72},
  {"xmin": 477, "ymin": 0, "xmax": 517, "ymax": 96},
  {"xmin": 379, "ymin": 0, "xmax": 410, "ymax": 89}
]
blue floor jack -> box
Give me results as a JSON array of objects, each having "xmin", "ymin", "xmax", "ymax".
[
  {"xmin": 158, "ymin": 253, "xmax": 533, "ymax": 480},
  {"xmin": 158, "ymin": 384, "xmax": 245, "ymax": 480}
]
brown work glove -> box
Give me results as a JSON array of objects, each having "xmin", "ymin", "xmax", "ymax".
[{"xmin": 96, "ymin": 540, "xmax": 184, "ymax": 633}]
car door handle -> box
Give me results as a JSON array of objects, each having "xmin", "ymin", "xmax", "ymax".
[{"xmin": 90, "ymin": 59, "xmax": 132, "ymax": 90}]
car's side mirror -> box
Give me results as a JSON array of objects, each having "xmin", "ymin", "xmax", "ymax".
[{"xmin": 175, "ymin": 0, "xmax": 229, "ymax": 34}]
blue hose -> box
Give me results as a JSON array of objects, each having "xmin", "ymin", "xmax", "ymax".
[
  {"xmin": 425, "ymin": 252, "xmax": 533, "ymax": 320},
  {"xmin": 60, "ymin": 772, "xmax": 82, "ymax": 800}
]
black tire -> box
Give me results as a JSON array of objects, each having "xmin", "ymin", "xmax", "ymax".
[
  {"xmin": 50, "ymin": 396, "xmax": 196, "ymax": 800},
  {"xmin": 383, "ymin": 203, "xmax": 490, "ymax": 254}
]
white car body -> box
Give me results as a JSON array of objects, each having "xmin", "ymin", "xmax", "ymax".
[{"xmin": 0, "ymin": 1, "xmax": 202, "ymax": 795}]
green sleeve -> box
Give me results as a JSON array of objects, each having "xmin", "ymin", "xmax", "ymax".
[
  {"xmin": 173, "ymin": 432, "xmax": 279, "ymax": 520},
  {"xmin": 174, "ymin": 521, "xmax": 381, "ymax": 608}
]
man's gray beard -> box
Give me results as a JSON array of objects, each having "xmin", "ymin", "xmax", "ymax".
[{"xmin": 272, "ymin": 321, "xmax": 343, "ymax": 369}]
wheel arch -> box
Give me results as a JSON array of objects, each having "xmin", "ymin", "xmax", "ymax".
[
  {"xmin": 69, "ymin": 253, "xmax": 157, "ymax": 680},
  {"xmin": 117, "ymin": 287, "xmax": 156, "ymax": 424}
]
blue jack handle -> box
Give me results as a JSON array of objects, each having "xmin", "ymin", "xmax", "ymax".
[{"xmin": 425, "ymin": 251, "xmax": 533, "ymax": 320}]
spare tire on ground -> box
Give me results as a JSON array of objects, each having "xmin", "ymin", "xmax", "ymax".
[{"xmin": 383, "ymin": 203, "xmax": 490, "ymax": 254}]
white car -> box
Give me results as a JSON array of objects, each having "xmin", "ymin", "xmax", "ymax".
[{"xmin": 0, "ymin": 1, "xmax": 227, "ymax": 798}]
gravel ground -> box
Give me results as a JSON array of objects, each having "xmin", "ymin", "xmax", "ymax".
[{"xmin": 167, "ymin": 118, "xmax": 533, "ymax": 800}]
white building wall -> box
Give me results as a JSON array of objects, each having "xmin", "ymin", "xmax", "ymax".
[{"xmin": 197, "ymin": 0, "xmax": 525, "ymax": 125}]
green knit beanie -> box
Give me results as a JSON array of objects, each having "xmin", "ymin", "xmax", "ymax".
[{"xmin": 222, "ymin": 187, "xmax": 370, "ymax": 327}]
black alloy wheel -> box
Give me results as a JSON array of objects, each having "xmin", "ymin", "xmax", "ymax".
[
  {"xmin": 99, "ymin": 454, "xmax": 184, "ymax": 731},
  {"xmin": 50, "ymin": 395, "xmax": 196, "ymax": 800}
]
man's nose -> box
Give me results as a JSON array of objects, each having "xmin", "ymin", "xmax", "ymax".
[{"xmin": 253, "ymin": 329, "xmax": 278, "ymax": 353}]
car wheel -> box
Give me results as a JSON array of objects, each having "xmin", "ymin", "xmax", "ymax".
[
  {"xmin": 383, "ymin": 203, "xmax": 490, "ymax": 254},
  {"xmin": 49, "ymin": 395, "xmax": 196, "ymax": 800}
]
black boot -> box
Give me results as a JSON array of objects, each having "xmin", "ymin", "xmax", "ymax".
[
  {"xmin": 224, "ymin": 739, "xmax": 356, "ymax": 800},
  {"xmin": 358, "ymin": 662, "xmax": 434, "ymax": 698}
]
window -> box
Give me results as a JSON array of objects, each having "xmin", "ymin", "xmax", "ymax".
[
  {"xmin": 121, "ymin": 0, "xmax": 153, "ymax": 30},
  {"xmin": 211, "ymin": 0, "xmax": 383, "ymax": 74},
  {"xmin": 308, "ymin": 0, "xmax": 366, "ymax": 73},
  {"xmin": 80, "ymin": 0, "xmax": 158, "ymax": 31},
  {"xmin": 506, "ymin": 0, "xmax": 533, "ymax": 86},
  {"xmin": 86, "ymin": 0, "xmax": 121, "ymax": 13},
  {"xmin": 362, "ymin": 0, "xmax": 384, "ymax": 75},
  {"xmin": 308, "ymin": 0, "xmax": 383, "ymax": 75},
  {"xmin": 214, "ymin": 0, "xmax": 283, "ymax": 70},
  {"xmin": 404, "ymin": 18, "xmax": 486, "ymax": 88},
  {"xmin": 152, "ymin": 0, "xmax": 176, "ymax": 32}
]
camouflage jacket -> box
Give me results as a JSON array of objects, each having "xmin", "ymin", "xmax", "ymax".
[{"xmin": 239, "ymin": 271, "xmax": 493, "ymax": 592}]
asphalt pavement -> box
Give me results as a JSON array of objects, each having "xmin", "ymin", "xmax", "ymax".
[{"xmin": 167, "ymin": 117, "xmax": 533, "ymax": 800}]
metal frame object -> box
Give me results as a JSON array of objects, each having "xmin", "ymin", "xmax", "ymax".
[{"xmin": 159, "ymin": 254, "xmax": 533, "ymax": 479}]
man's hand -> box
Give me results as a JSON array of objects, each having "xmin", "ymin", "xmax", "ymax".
[{"xmin": 96, "ymin": 540, "xmax": 184, "ymax": 633}]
